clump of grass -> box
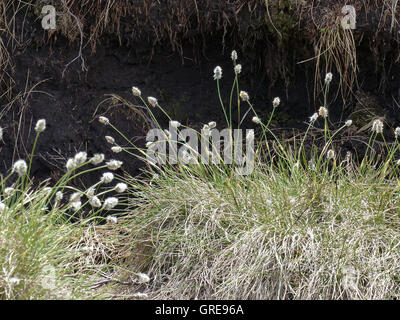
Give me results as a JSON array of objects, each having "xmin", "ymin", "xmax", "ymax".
[
  {"xmin": 0, "ymin": 118, "xmax": 149, "ymax": 299},
  {"xmin": 96, "ymin": 52, "xmax": 400, "ymax": 300},
  {"xmin": 123, "ymin": 157, "xmax": 400, "ymax": 299}
]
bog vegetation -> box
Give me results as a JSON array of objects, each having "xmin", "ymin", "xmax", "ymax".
[
  {"xmin": 2, "ymin": 52, "xmax": 400, "ymax": 299},
  {"xmin": 2, "ymin": 1, "xmax": 400, "ymax": 300}
]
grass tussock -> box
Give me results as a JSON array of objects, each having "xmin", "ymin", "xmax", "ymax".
[
  {"xmin": 2, "ymin": 42, "xmax": 400, "ymax": 299},
  {"xmin": 124, "ymin": 162, "xmax": 400, "ymax": 299}
]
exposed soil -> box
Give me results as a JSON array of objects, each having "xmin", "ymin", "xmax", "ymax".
[{"xmin": 1, "ymin": 2, "xmax": 400, "ymax": 184}]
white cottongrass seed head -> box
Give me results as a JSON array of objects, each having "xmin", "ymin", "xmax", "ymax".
[
  {"xmin": 86, "ymin": 187, "xmax": 95, "ymax": 198},
  {"xmin": 147, "ymin": 96, "xmax": 158, "ymax": 107},
  {"xmin": 103, "ymin": 197, "xmax": 118, "ymax": 210},
  {"xmin": 0, "ymin": 126, "xmax": 3, "ymax": 140},
  {"xmin": 66, "ymin": 158, "xmax": 76, "ymax": 171},
  {"xmin": 213, "ymin": 66, "xmax": 222, "ymax": 80},
  {"xmin": 69, "ymin": 192, "xmax": 82, "ymax": 203},
  {"xmin": 55, "ymin": 191, "xmax": 63, "ymax": 202},
  {"xmin": 231, "ymin": 50, "xmax": 238, "ymax": 61},
  {"xmin": 239, "ymin": 91, "xmax": 249, "ymax": 102},
  {"xmin": 101, "ymin": 172, "xmax": 114, "ymax": 184},
  {"xmin": 90, "ymin": 153, "xmax": 105, "ymax": 165},
  {"xmin": 89, "ymin": 196, "xmax": 102, "ymax": 208},
  {"xmin": 74, "ymin": 152, "xmax": 87, "ymax": 166},
  {"xmin": 395, "ymin": 127, "xmax": 400, "ymax": 138},
  {"xmin": 12, "ymin": 159, "xmax": 28, "ymax": 177},
  {"xmin": 234, "ymin": 64, "xmax": 242, "ymax": 74},
  {"xmin": 106, "ymin": 160, "xmax": 123, "ymax": 170},
  {"xmin": 273, "ymin": 97, "xmax": 280, "ymax": 107},
  {"xmin": 111, "ymin": 146, "xmax": 122, "ymax": 153},
  {"xmin": 318, "ymin": 106, "xmax": 328, "ymax": 118},
  {"xmin": 98, "ymin": 116, "xmax": 110, "ymax": 125},
  {"xmin": 115, "ymin": 183, "xmax": 128, "ymax": 193},
  {"xmin": 105, "ymin": 136, "xmax": 115, "ymax": 144},
  {"xmin": 70, "ymin": 201, "xmax": 82, "ymax": 211},
  {"xmin": 208, "ymin": 121, "xmax": 216, "ymax": 129},
  {"xmin": 372, "ymin": 119, "xmax": 383, "ymax": 134},
  {"xmin": 131, "ymin": 86, "xmax": 141, "ymax": 97},
  {"xmin": 345, "ymin": 120, "xmax": 353, "ymax": 127},
  {"xmin": 35, "ymin": 119, "xmax": 46, "ymax": 133},
  {"xmin": 170, "ymin": 120, "xmax": 181, "ymax": 129},
  {"xmin": 325, "ymin": 72, "xmax": 333, "ymax": 84},
  {"xmin": 310, "ymin": 113, "xmax": 318, "ymax": 123},
  {"xmin": 252, "ymin": 116, "xmax": 261, "ymax": 124}
]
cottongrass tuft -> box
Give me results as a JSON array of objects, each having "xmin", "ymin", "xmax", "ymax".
[
  {"xmin": 101, "ymin": 172, "xmax": 114, "ymax": 184},
  {"xmin": 239, "ymin": 91, "xmax": 249, "ymax": 102},
  {"xmin": 12, "ymin": 159, "xmax": 28, "ymax": 177},
  {"xmin": 106, "ymin": 160, "xmax": 123, "ymax": 170},
  {"xmin": 272, "ymin": 97, "xmax": 280, "ymax": 107},
  {"xmin": 208, "ymin": 121, "xmax": 216, "ymax": 129},
  {"xmin": 115, "ymin": 183, "xmax": 128, "ymax": 193},
  {"xmin": 170, "ymin": 121, "xmax": 181, "ymax": 129},
  {"xmin": 105, "ymin": 136, "xmax": 115, "ymax": 144},
  {"xmin": 231, "ymin": 50, "xmax": 238, "ymax": 61},
  {"xmin": 98, "ymin": 116, "xmax": 110, "ymax": 125},
  {"xmin": 132, "ymin": 86, "xmax": 141, "ymax": 97},
  {"xmin": 89, "ymin": 196, "xmax": 102, "ymax": 208},
  {"xmin": 70, "ymin": 201, "xmax": 82, "ymax": 211},
  {"xmin": 372, "ymin": 119, "xmax": 383, "ymax": 134},
  {"xmin": 103, "ymin": 197, "xmax": 118, "ymax": 210},
  {"xmin": 90, "ymin": 153, "xmax": 105, "ymax": 165},
  {"xmin": 69, "ymin": 192, "xmax": 82, "ymax": 203},
  {"xmin": 309, "ymin": 113, "xmax": 318, "ymax": 123},
  {"xmin": 395, "ymin": 127, "xmax": 400, "ymax": 139},
  {"xmin": 234, "ymin": 64, "xmax": 242, "ymax": 74},
  {"xmin": 213, "ymin": 66, "xmax": 222, "ymax": 80},
  {"xmin": 35, "ymin": 119, "xmax": 46, "ymax": 133},
  {"xmin": 345, "ymin": 120, "xmax": 353, "ymax": 127},
  {"xmin": 111, "ymin": 146, "xmax": 123, "ymax": 153},
  {"xmin": 252, "ymin": 116, "xmax": 261, "ymax": 124},
  {"xmin": 66, "ymin": 158, "xmax": 76, "ymax": 171},
  {"xmin": 318, "ymin": 106, "xmax": 328, "ymax": 118},
  {"xmin": 55, "ymin": 191, "xmax": 63, "ymax": 202},
  {"xmin": 325, "ymin": 72, "xmax": 333, "ymax": 84},
  {"xmin": 0, "ymin": 126, "xmax": 3, "ymax": 140},
  {"xmin": 147, "ymin": 97, "xmax": 158, "ymax": 107},
  {"xmin": 74, "ymin": 152, "xmax": 87, "ymax": 166},
  {"xmin": 86, "ymin": 187, "xmax": 95, "ymax": 198}
]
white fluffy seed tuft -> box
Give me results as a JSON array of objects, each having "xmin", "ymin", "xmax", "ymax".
[{"xmin": 35, "ymin": 119, "xmax": 46, "ymax": 133}]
